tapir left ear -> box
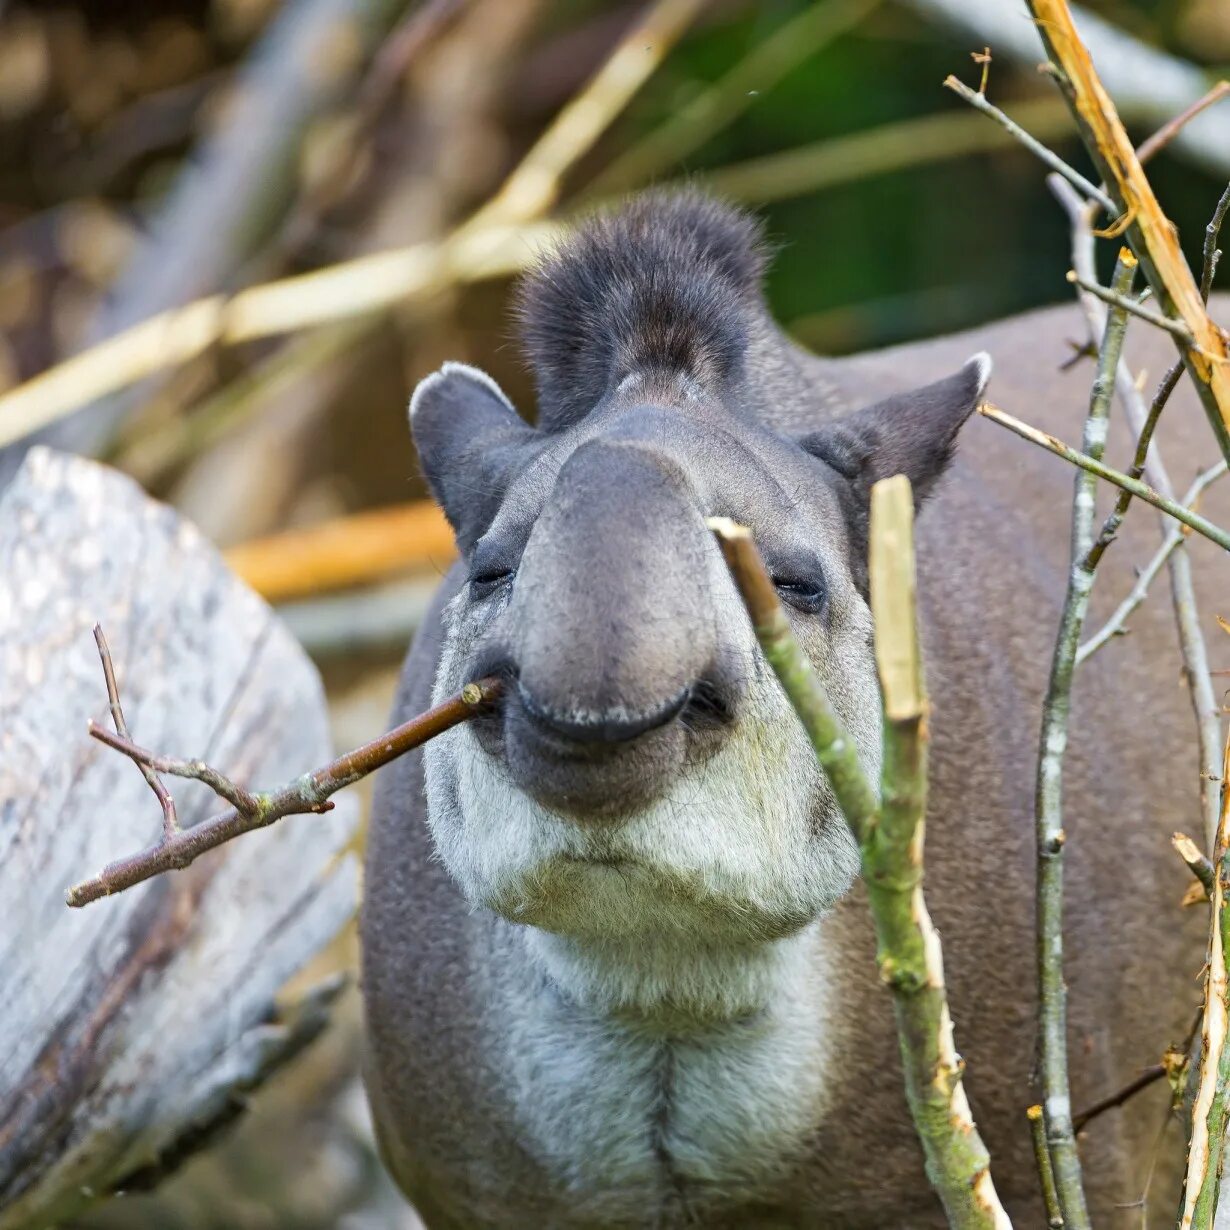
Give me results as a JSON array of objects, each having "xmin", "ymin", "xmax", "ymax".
[{"xmin": 798, "ymin": 352, "xmax": 991, "ymax": 509}]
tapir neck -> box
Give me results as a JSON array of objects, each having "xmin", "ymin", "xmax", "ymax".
[
  {"xmin": 478, "ymin": 914, "xmax": 844, "ymax": 1214},
  {"xmin": 521, "ymin": 920, "xmax": 829, "ymax": 1027}
]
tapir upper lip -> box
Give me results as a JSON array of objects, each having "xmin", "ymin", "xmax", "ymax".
[{"xmin": 516, "ymin": 682, "xmax": 691, "ymax": 746}]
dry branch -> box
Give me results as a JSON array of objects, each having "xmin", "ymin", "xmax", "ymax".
[
  {"xmin": 1175, "ymin": 832, "xmax": 1216, "ymax": 899},
  {"xmin": 710, "ymin": 489, "xmax": 1011, "ymax": 1230},
  {"xmin": 942, "ymin": 75, "xmax": 1112, "ymax": 213},
  {"xmin": 1029, "ymin": 249, "xmax": 1137, "ymax": 1230},
  {"xmin": 69, "ymin": 662, "xmax": 500, "ymax": 907},
  {"xmin": 1064, "ymin": 272, "xmax": 1195, "ymax": 345},
  {"xmin": 1025, "ymin": 0, "xmax": 1230, "ymax": 460},
  {"xmin": 223, "ymin": 500, "xmax": 455, "ymax": 603}
]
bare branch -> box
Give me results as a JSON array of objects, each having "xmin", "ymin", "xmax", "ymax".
[
  {"xmin": 1180, "ymin": 727, "xmax": 1230, "ymax": 1227},
  {"xmin": 942, "ymin": 74, "xmax": 1113, "ymax": 213},
  {"xmin": 1202, "ymin": 182, "xmax": 1230, "ymax": 305},
  {"xmin": 1070, "ymin": 1065, "xmax": 1169, "ymax": 1134},
  {"xmin": 1175, "ymin": 832, "xmax": 1217, "ymax": 899},
  {"xmin": 1051, "ymin": 170, "xmax": 1225, "ymax": 847},
  {"xmin": 1065, "ymin": 271, "xmax": 1196, "ymax": 345},
  {"xmin": 1029, "ymin": 248, "xmax": 1137, "ymax": 1230},
  {"xmin": 67, "ymin": 640, "xmax": 501, "ymax": 908},
  {"xmin": 978, "ymin": 404, "xmax": 1230, "ymax": 554},
  {"xmin": 1077, "ymin": 462, "xmax": 1228, "ymax": 663}
]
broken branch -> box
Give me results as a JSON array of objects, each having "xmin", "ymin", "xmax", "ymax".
[
  {"xmin": 1175, "ymin": 832, "xmax": 1217, "ymax": 899},
  {"xmin": 1025, "ymin": 0, "xmax": 1230, "ymax": 461},
  {"xmin": 68, "ymin": 632, "xmax": 500, "ymax": 907}
]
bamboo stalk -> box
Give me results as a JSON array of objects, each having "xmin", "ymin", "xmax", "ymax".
[{"xmin": 710, "ymin": 495, "xmax": 1011, "ymax": 1230}]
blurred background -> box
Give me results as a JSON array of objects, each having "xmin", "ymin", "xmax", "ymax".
[{"xmin": 0, "ymin": 0, "xmax": 1224, "ymax": 1225}]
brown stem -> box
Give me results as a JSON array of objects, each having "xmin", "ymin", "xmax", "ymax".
[
  {"xmin": 1135, "ymin": 82, "xmax": 1230, "ymax": 167},
  {"xmin": 1071, "ymin": 1065, "xmax": 1168, "ymax": 1133},
  {"xmin": 68, "ymin": 635, "xmax": 501, "ymax": 907}
]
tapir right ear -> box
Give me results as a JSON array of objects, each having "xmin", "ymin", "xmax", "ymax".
[{"xmin": 410, "ymin": 362, "xmax": 539, "ymax": 553}]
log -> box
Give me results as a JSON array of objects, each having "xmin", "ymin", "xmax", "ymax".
[{"xmin": 0, "ymin": 449, "xmax": 359, "ymax": 1229}]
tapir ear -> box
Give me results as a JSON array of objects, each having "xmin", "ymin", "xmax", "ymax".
[
  {"xmin": 410, "ymin": 362, "xmax": 538, "ymax": 552},
  {"xmin": 798, "ymin": 352, "xmax": 991, "ymax": 509}
]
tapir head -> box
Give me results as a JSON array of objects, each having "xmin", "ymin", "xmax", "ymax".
[{"xmin": 411, "ymin": 193, "xmax": 988, "ymax": 965}]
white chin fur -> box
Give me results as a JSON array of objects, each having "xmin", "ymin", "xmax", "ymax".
[{"xmin": 423, "ymin": 662, "xmax": 867, "ymax": 947}]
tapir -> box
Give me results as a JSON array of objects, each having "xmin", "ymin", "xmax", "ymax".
[{"xmin": 361, "ymin": 190, "xmax": 1228, "ymax": 1227}]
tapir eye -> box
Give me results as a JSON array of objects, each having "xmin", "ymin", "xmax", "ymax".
[
  {"xmin": 772, "ymin": 575, "xmax": 826, "ymax": 615},
  {"xmin": 469, "ymin": 566, "xmax": 515, "ymax": 601}
]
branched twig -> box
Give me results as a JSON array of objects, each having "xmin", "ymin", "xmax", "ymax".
[
  {"xmin": 1076, "ymin": 462, "xmax": 1229, "ymax": 663},
  {"xmin": 1029, "ymin": 249, "xmax": 1137, "ymax": 1230},
  {"xmin": 710, "ymin": 487, "xmax": 1011, "ymax": 1230},
  {"xmin": 1052, "ymin": 171, "xmax": 1225, "ymax": 847},
  {"xmin": 68, "ymin": 630, "xmax": 500, "ymax": 907},
  {"xmin": 978, "ymin": 404, "xmax": 1230, "ymax": 554}
]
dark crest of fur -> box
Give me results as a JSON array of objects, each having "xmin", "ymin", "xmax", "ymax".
[{"xmin": 517, "ymin": 190, "xmax": 768, "ymax": 431}]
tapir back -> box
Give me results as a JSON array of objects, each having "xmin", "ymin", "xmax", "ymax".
[{"xmin": 362, "ymin": 291, "xmax": 1230, "ymax": 1225}]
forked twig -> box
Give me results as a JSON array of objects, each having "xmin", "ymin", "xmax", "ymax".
[
  {"xmin": 93, "ymin": 625, "xmax": 180, "ymax": 841},
  {"xmin": 68, "ymin": 629, "xmax": 500, "ymax": 907}
]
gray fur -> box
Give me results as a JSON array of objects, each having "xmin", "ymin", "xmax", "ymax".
[{"xmin": 363, "ymin": 193, "xmax": 1227, "ymax": 1227}]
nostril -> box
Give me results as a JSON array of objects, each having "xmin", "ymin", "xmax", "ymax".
[{"xmin": 517, "ymin": 682, "xmax": 690, "ymax": 745}]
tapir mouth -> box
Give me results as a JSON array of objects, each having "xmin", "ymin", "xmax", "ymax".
[
  {"xmin": 464, "ymin": 644, "xmax": 742, "ymax": 822},
  {"xmin": 517, "ymin": 682, "xmax": 691, "ymax": 745}
]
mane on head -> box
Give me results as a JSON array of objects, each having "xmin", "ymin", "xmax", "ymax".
[{"xmin": 516, "ymin": 190, "xmax": 768, "ymax": 431}]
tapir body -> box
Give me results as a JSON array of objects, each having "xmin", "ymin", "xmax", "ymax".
[{"xmin": 361, "ymin": 193, "xmax": 1228, "ymax": 1227}]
